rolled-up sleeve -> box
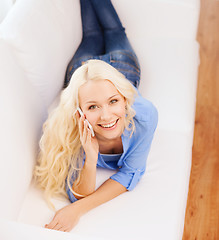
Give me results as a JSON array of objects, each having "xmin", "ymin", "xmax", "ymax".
[
  {"xmin": 65, "ymin": 158, "xmax": 86, "ymax": 203},
  {"xmin": 65, "ymin": 179, "xmax": 78, "ymax": 203},
  {"xmin": 110, "ymin": 161, "xmax": 144, "ymax": 190}
]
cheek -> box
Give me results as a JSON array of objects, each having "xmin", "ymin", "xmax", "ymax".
[
  {"xmin": 85, "ymin": 112, "xmax": 99, "ymax": 126},
  {"xmin": 115, "ymin": 103, "xmax": 126, "ymax": 118}
]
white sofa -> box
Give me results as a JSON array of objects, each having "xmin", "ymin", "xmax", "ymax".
[
  {"xmin": 0, "ymin": 0, "xmax": 200, "ymax": 239},
  {"xmin": 0, "ymin": 0, "xmax": 15, "ymax": 23}
]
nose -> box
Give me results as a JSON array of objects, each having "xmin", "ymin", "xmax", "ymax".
[{"xmin": 100, "ymin": 106, "xmax": 111, "ymax": 122}]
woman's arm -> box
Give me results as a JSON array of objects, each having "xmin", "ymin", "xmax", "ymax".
[
  {"xmin": 45, "ymin": 178, "xmax": 127, "ymax": 232},
  {"xmin": 72, "ymin": 113, "xmax": 99, "ymax": 198},
  {"xmin": 80, "ymin": 178, "xmax": 127, "ymax": 210},
  {"xmin": 72, "ymin": 159, "xmax": 97, "ymax": 198}
]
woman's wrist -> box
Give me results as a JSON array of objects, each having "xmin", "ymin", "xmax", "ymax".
[
  {"xmin": 84, "ymin": 149, "xmax": 98, "ymax": 165},
  {"xmin": 72, "ymin": 155, "xmax": 97, "ymax": 197},
  {"xmin": 84, "ymin": 155, "xmax": 98, "ymax": 166},
  {"xmin": 73, "ymin": 179, "xmax": 127, "ymax": 216}
]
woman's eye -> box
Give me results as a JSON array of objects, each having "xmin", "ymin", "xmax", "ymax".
[
  {"xmin": 110, "ymin": 99, "xmax": 118, "ymax": 104},
  {"xmin": 88, "ymin": 105, "xmax": 97, "ymax": 110}
]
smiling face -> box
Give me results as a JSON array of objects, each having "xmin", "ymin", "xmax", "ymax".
[{"xmin": 78, "ymin": 79, "xmax": 126, "ymax": 143}]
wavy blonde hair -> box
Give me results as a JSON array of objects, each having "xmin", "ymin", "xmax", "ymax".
[{"xmin": 34, "ymin": 59, "xmax": 137, "ymax": 208}]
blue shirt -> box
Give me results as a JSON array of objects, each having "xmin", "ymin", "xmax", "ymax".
[{"xmin": 66, "ymin": 91, "xmax": 158, "ymax": 202}]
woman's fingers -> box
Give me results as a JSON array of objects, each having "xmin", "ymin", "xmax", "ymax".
[
  {"xmin": 46, "ymin": 222, "xmax": 68, "ymax": 232},
  {"xmin": 86, "ymin": 123, "xmax": 92, "ymax": 142},
  {"xmin": 45, "ymin": 219, "xmax": 58, "ymax": 229},
  {"xmin": 75, "ymin": 111, "xmax": 80, "ymax": 120},
  {"xmin": 54, "ymin": 223, "xmax": 66, "ymax": 231},
  {"xmin": 76, "ymin": 110, "xmax": 94, "ymax": 155},
  {"xmin": 45, "ymin": 214, "xmax": 67, "ymax": 231},
  {"xmin": 83, "ymin": 120, "xmax": 91, "ymax": 142},
  {"xmin": 79, "ymin": 117, "xmax": 91, "ymax": 145},
  {"xmin": 58, "ymin": 227, "xmax": 67, "ymax": 232},
  {"xmin": 78, "ymin": 114, "xmax": 85, "ymax": 135}
]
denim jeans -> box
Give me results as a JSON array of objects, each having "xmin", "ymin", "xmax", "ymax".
[{"xmin": 64, "ymin": 0, "xmax": 141, "ymax": 88}]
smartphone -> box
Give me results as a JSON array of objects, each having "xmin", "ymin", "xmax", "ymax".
[{"xmin": 77, "ymin": 107, "xmax": 95, "ymax": 137}]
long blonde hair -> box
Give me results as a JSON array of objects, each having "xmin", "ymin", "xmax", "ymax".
[{"xmin": 34, "ymin": 59, "xmax": 137, "ymax": 208}]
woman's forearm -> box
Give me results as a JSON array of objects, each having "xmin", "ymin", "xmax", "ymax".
[
  {"xmin": 74, "ymin": 111, "xmax": 99, "ymax": 197},
  {"xmin": 77, "ymin": 178, "xmax": 127, "ymax": 215},
  {"xmin": 46, "ymin": 178, "xmax": 127, "ymax": 231},
  {"xmin": 73, "ymin": 158, "xmax": 97, "ymax": 197}
]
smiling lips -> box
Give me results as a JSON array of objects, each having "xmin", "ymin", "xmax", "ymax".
[{"xmin": 98, "ymin": 119, "xmax": 119, "ymax": 129}]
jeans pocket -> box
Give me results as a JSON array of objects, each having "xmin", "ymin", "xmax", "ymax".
[{"xmin": 110, "ymin": 50, "xmax": 141, "ymax": 88}]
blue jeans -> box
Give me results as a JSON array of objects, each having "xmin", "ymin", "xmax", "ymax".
[{"xmin": 64, "ymin": 0, "xmax": 141, "ymax": 88}]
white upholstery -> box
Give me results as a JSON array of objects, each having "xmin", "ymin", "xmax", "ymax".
[
  {"xmin": 0, "ymin": 0, "xmax": 15, "ymax": 23},
  {"xmin": 0, "ymin": 0, "xmax": 200, "ymax": 239},
  {"xmin": 139, "ymin": 38, "xmax": 199, "ymax": 133},
  {"xmin": 0, "ymin": 39, "xmax": 46, "ymax": 221},
  {"xmin": 0, "ymin": 218, "xmax": 104, "ymax": 240},
  {"xmin": 17, "ymin": 130, "xmax": 194, "ymax": 240},
  {"xmin": 0, "ymin": 0, "xmax": 80, "ymax": 108}
]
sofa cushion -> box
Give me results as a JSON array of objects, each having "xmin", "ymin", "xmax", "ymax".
[
  {"xmin": 137, "ymin": 38, "xmax": 200, "ymax": 133},
  {"xmin": 0, "ymin": 0, "xmax": 80, "ymax": 108},
  {"xmin": 114, "ymin": 0, "xmax": 200, "ymax": 40},
  {"xmin": 0, "ymin": 218, "xmax": 105, "ymax": 240},
  {"xmin": 17, "ymin": 129, "xmax": 192, "ymax": 240},
  {"xmin": 0, "ymin": 0, "xmax": 14, "ymax": 23}
]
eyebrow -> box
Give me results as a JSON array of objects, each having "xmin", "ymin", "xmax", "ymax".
[{"xmin": 85, "ymin": 94, "xmax": 120, "ymax": 104}]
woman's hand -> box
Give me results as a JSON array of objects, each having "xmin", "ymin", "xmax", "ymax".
[
  {"xmin": 76, "ymin": 112, "xmax": 99, "ymax": 163},
  {"xmin": 45, "ymin": 179, "xmax": 127, "ymax": 232},
  {"xmin": 45, "ymin": 202, "xmax": 83, "ymax": 232}
]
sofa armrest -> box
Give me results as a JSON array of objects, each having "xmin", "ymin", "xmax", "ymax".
[{"xmin": 0, "ymin": 40, "xmax": 46, "ymax": 220}]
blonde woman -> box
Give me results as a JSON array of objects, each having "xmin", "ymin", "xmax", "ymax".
[{"xmin": 34, "ymin": 0, "xmax": 158, "ymax": 232}]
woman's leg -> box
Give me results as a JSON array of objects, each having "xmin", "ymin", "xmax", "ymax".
[
  {"xmin": 90, "ymin": 0, "xmax": 140, "ymax": 88},
  {"xmin": 72, "ymin": 0, "xmax": 104, "ymax": 60},
  {"xmin": 90, "ymin": 0, "xmax": 135, "ymax": 54},
  {"xmin": 65, "ymin": 0, "xmax": 104, "ymax": 86}
]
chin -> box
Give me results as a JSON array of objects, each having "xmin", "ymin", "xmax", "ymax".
[{"xmin": 96, "ymin": 129, "xmax": 122, "ymax": 141}]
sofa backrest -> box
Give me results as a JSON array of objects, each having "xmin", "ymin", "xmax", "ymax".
[
  {"xmin": 0, "ymin": 0, "xmax": 79, "ymax": 220},
  {"xmin": 0, "ymin": 40, "xmax": 46, "ymax": 220},
  {"xmin": 0, "ymin": 0, "xmax": 15, "ymax": 23},
  {"xmin": 0, "ymin": 0, "xmax": 80, "ymax": 108},
  {"xmin": 113, "ymin": 0, "xmax": 200, "ymax": 134}
]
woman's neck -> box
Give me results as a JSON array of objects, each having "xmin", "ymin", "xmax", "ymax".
[{"xmin": 98, "ymin": 137, "xmax": 123, "ymax": 154}]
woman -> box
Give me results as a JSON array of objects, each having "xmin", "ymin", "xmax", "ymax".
[{"xmin": 34, "ymin": 0, "xmax": 158, "ymax": 232}]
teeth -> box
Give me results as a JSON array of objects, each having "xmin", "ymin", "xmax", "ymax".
[{"xmin": 101, "ymin": 120, "xmax": 117, "ymax": 128}]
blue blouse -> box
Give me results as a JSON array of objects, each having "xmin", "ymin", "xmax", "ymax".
[{"xmin": 66, "ymin": 90, "xmax": 158, "ymax": 203}]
